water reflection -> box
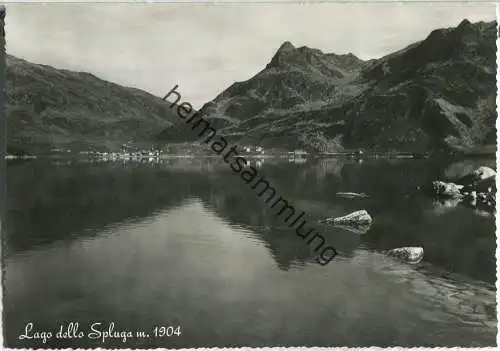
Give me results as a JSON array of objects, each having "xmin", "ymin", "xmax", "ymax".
[{"xmin": 4, "ymin": 157, "xmax": 496, "ymax": 347}]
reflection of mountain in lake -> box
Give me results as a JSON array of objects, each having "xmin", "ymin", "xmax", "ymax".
[
  {"xmin": 4, "ymin": 193, "xmax": 496, "ymax": 347},
  {"xmin": 6, "ymin": 160, "xmax": 205, "ymax": 252}
]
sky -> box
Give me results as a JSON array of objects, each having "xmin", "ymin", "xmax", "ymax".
[{"xmin": 5, "ymin": 2, "xmax": 496, "ymax": 108}]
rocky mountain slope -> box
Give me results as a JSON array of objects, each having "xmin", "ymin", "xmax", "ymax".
[
  {"xmin": 158, "ymin": 19, "xmax": 497, "ymax": 154},
  {"xmin": 6, "ymin": 55, "xmax": 178, "ymax": 154}
]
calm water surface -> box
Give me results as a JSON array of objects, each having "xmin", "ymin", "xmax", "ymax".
[{"xmin": 3, "ymin": 157, "xmax": 497, "ymax": 347}]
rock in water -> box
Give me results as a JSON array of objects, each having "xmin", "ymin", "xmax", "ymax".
[
  {"xmin": 318, "ymin": 210, "xmax": 373, "ymax": 234},
  {"xmin": 458, "ymin": 167, "xmax": 496, "ymax": 212},
  {"xmin": 471, "ymin": 166, "xmax": 496, "ymax": 181},
  {"xmin": 336, "ymin": 192, "xmax": 369, "ymax": 199},
  {"xmin": 331, "ymin": 210, "xmax": 372, "ymax": 226},
  {"xmin": 386, "ymin": 247, "xmax": 424, "ymax": 264},
  {"xmin": 431, "ymin": 181, "xmax": 464, "ymax": 198},
  {"xmin": 457, "ymin": 166, "xmax": 496, "ymax": 186}
]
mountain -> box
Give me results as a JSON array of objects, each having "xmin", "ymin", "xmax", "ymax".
[
  {"xmin": 158, "ymin": 19, "xmax": 497, "ymax": 154},
  {"xmin": 6, "ymin": 55, "xmax": 178, "ymax": 154}
]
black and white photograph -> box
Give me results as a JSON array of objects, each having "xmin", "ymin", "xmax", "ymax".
[{"xmin": 1, "ymin": 1, "xmax": 498, "ymax": 348}]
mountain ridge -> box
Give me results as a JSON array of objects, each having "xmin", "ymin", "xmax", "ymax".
[
  {"xmin": 6, "ymin": 54, "xmax": 179, "ymax": 154},
  {"xmin": 6, "ymin": 19, "xmax": 497, "ymax": 155},
  {"xmin": 157, "ymin": 19, "xmax": 497, "ymax": 154}
]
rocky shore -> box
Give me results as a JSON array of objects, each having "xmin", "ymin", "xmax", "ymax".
[{"xmin": 428, "ymin": 166, "xmax": 496, "ymax": 212}]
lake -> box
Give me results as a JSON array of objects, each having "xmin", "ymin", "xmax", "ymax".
[{"xmin": 3, "ymin": 156, "xmax": 497, "ymax": 347}]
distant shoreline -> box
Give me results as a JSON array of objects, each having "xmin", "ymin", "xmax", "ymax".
[{"xmin": 5, "ymin": 151, "xmax": 496, "ymax": 161}]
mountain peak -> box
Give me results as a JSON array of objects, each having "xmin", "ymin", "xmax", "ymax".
[
  {"xmin": 267, "ymin": 41, "xmax": 300, "ymax": 68},
  {"xmin": 277, "ymin": 41, "xmax": 296, "ymax": 53},
  {"xmin": 184, "ymin": 18, "xmax": 495, "ymax": 154},
  {"xmin": 458, "ymin": 18, "xmax": 472, "ymax": 28}
]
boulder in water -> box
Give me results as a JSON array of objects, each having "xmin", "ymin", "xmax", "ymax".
[
  {"xmin": 426, "ymin": 166, "xmax": 496, "ymax": 206},
  {"xmin": 431, "ymin": 181, "xmax": 464, "ymax": 198},
  {"xmin": 460, "ymin": 171, "xmax": 496, "ymax": 211},
  {"xmin": 331, "ymin": 209, "xmax": 372, "ymax": 226},
  {"xmin": 336, "ymin": 192, "xmax": 369, "ymax": 199},
  {"xmin": 385, "ymin": 246, "xmax": 424, "ymax": 264},
  {"xmin": 456, "ymin": 166, "xmax": 496, "ymax": 186},
  {"xmin": 319, "ymin": 210, "xmax": 372, "ymax": 225},
  {"xmin": 318, "ymin": 210, "xmax": 373, "ymax": 234},
  {"xmin": 473, "ymin": 166, "xmax": 496, "ymax": 179}
]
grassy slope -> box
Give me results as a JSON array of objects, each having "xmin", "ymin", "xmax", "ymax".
[{"xmin": 7, "ymin": 55, "xmax": 178, "ymax": 154}]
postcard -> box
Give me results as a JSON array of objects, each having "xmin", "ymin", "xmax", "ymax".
[{"xmin": 1, "ymin": 1, "xmax": 497, "ymax": 348}]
